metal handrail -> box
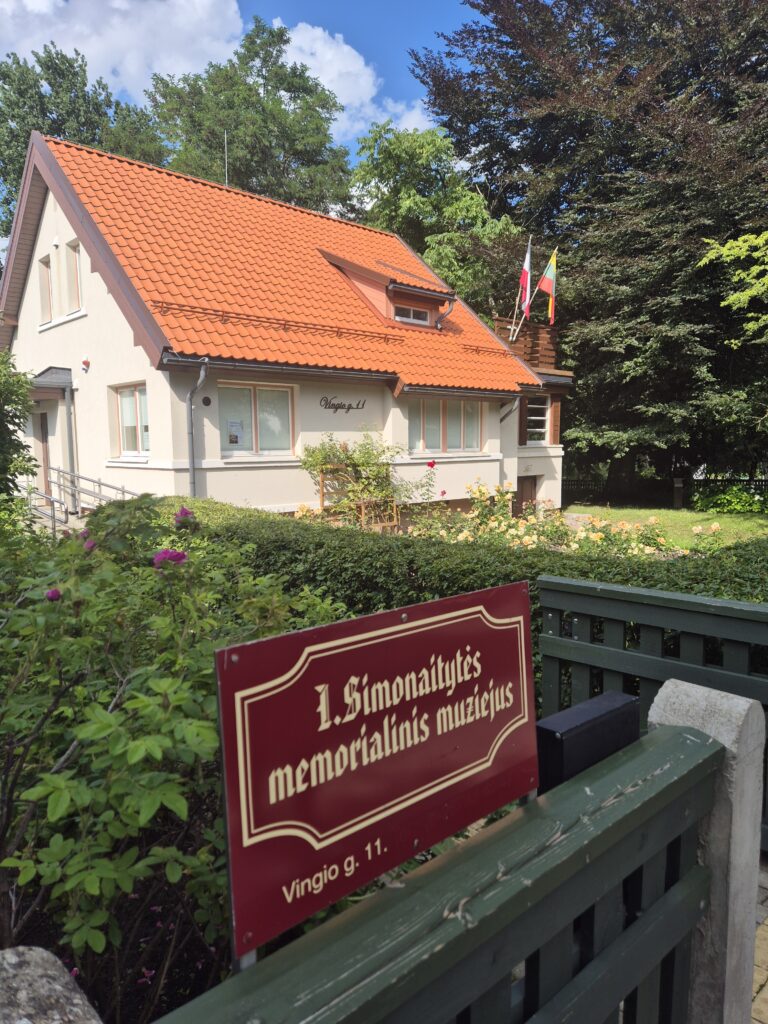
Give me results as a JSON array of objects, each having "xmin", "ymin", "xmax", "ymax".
[
  {"xmin": 48, "ymin": 466, "xmax": 142, "ymax": 512},
  {"xmin": 26, "ymin": 489, "xmax": 69, "ymax": 537}
]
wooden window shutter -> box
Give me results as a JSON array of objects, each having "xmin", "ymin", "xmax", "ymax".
[
  {"xmin": 550, "ymin": 395, "xmax": 561, "ymax": 444},
  {"xmin": 518, "ymin": 397, "xmax": 528, "ymax": 446}
]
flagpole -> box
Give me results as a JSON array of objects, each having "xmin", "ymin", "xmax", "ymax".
[
  {"xmin": 513, "ymin": 246, "xmax": 558, "ymax": 341},
  {"xmin": 510, "ymin": 235, "xmax": 533, "ymax": 339},
  {"xmin": 508, "ymin": 282, "xmax": 522, "ymax": 340}
]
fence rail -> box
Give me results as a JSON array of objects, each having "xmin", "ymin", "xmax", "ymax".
[
  {"xmin": 538, "ymin": 574, "xmax": 768, "ymax": 847},
  {"xmin": 26, "ymin": 488, "xmax": 69, "ymax": 536},
  {"xmin": 157, "ymin": 726, "xmax": 721, "ymax": 1024}
]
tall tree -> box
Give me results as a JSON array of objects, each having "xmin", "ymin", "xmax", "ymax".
[
  {"xmin": 412, "ymin": 0, "xmax": 768, "ymax": 476},
  {"xmin": 147, "ymin": 18, "xmax": 351, "ymax": 213},
  {"xmin": 0, "ymin": 45, "xmax": 111, "ymax": 235},
  {"xmin": 0, "ymin": 44, "xmax": 168, "ymax": 238},
  {"xmin": 353, "ymin": 122, "xmax": 523, "ymax": 316}
]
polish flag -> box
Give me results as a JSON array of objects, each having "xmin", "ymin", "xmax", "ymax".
[{"xmin": 520, "ymin": 237, "xmax": 532, "ymax": 319}]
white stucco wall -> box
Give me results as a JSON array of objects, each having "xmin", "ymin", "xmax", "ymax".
[{"xmin": 12, "ymin": 189, "xmax": 178, "ymax": 500}]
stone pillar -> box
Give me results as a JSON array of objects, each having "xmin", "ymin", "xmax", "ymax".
[
  {"xmin": 649, "ymin": 679, "xmax": 764, "ymax": 1024},
  {"xmin": 0, "ymin": 946, "xmax": 102, "ymax": 1022}
]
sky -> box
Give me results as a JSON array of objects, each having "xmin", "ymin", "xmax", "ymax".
[{"xmin": 0, "ymin": 0, "xmax": 470, "ymax": 151}]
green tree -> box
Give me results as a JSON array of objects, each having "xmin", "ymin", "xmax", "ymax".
[
  {"xmin": 353, "ymin": 122, "xmax": 524, "ymax": 316},
  {"xmin": 0, "ymin": 351, "xmax": 35, "ymax": 495},
  {"xmin": 0, "ymin": 44, "xmax": 169, "ymax": 237},
  {"xmin": 353, "ymin": 122, "xmax": 490, "ymax": 252},
  {"xmin": 0, "ymin": 45, "xmax": 111, "ymax": 235},
  {"xmin": 147, "ymin": 18, "xmax": 351, "ymax": 213},
  {"xmin": 412, "ymin": 0, "xmax": 768, "ymax": 477}
]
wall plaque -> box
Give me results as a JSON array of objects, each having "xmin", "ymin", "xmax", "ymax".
[{"xmin": 216, "ymin": 582, "xmax": 537, "ymax": 958}]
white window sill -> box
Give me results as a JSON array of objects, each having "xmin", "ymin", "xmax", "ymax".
[
  {"xmin": 517, "ymin": 445, "xmax": 564, "ymax": 454},
  {"xmin": 202, "ymin": 456, "xmax": 300, "ymax": 468},
  {"xmin": 398, "ymin": 452, "xmax": 502, "ymax": 464},
  {"xmin": 106, "ymin": 456, "xmax": 150, "ymax": 465},
  {"xmin": 38, "ymin": 309, "xmax": 88, "ymax": 332}
]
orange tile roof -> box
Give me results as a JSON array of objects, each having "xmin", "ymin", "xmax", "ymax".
[{"xmin": 46, "ymin": 138, "xmax": 540, "ymax": 393}]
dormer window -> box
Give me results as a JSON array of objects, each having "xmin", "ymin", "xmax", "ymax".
[{"xmin": 394, "ymin": 305, "xmax": 430, "ymax": 325}]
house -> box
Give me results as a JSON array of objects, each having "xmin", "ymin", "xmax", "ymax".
[{"xmin": 0, "ymin": 132, "xmax": 571, "ymax": 514}]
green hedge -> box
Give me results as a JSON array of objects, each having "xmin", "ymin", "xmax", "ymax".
[{"xmin": 156, "ymin": 499, "xmax": 768, "ymax": 616}]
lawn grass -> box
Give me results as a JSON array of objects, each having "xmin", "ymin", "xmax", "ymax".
[{"xmin": 563, "ymin": 504, "xmax": 768, "ymax": 548}]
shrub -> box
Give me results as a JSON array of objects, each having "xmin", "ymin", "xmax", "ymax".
[
  {"xmin": 692, "ymin": 483, "xmax": 767, "ymax": 514},
  {"xmin": 0, "ymin": 497, "xmax": 346, "ymax": 1023}
]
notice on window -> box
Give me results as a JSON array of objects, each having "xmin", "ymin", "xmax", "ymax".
[
  {"xmin": 216, "ymin": 583, "xmax": 538, "ymax": 958},
  {"xmin": 227, "ymin": 420, "xmax": 244, "ymax": 446}
]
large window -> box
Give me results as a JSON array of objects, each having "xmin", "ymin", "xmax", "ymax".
[
  {"xmin": 218, "ymin": 386, "xmax": 292, "ymax": 454},
  {"xmin": 117, "ymin": 385, "xmax": 150, "ymax": 454},
  {"xmin": 526, "ymin": 396, "xmax": 549, "ymax": 444},
  {"xmin": 409, "ymin": 399, "xmax": 481, "ymax": 452}
]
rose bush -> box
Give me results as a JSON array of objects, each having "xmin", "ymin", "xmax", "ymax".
[{"xmin": 0, "ymin": 496, "xmax": 346, "ymax": 1022}]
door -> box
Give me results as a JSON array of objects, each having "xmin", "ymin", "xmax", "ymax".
[{"xmin": 514, "ymin": 474, "xmax": 538, "ymax": 514}]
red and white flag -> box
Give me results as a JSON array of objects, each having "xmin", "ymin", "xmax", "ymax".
[{"xmin": 519, "ymin": 237, "xmax": 532, "ymax": 319}]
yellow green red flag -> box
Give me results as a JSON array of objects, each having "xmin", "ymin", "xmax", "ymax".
[{"xmin": 537, "ymin": 250, "xmax": 557, "ymax": 325}]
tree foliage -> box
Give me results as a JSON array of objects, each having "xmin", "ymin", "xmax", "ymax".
[
  {"xmin": 353, "ymin": 122, "xmax": 524, "ymax": 316},
  {"xmin": 0, "ymin": 351, "xmax": 35, "ymax": 496},
  {"xmin": 412, "ymin": 0, "xmax": 768, "ymax": 476},
  {"xmin": 0, "ymin": 44, "xmax": 165, "ymax": 236},
  {"xmin": 148, "ymin": 18, "xmax": 351, "ymax": 213}
]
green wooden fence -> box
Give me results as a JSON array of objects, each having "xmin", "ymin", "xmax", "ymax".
[
  {"xmin": 538, "ymin": 574, "xmax": 768, "ymax": 846},
  {"xmin": 157, "ymin": 726, "xmax": 721, "ymax": 1024}
]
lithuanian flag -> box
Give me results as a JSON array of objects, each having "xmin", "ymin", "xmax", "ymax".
[{"xmin": 537, "ymin": 250, "xmax": 557, "ymax": 325}]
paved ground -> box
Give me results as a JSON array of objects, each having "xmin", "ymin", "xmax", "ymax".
[{"xmin": 752, "ymin": 861, "xmax": 768, "ymax": 1021}]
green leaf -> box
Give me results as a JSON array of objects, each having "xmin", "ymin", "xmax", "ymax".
[
  {"xmin": 18, "ymin": 862, "xmax": 36, "ymax": 886},
  {"xmin": 84, "ymin": 873, "xmax": 100, "ymax": 896},
  {"xmin": 138, "ymin": 792, "xmax": 161, "ymax": 826},
  {"xmin": 160, "ymin": 790, "xmax": 188, "ymax": 821},
  {"xmin": 165, "ymin": 861, "xmax": 182, "ymax": 883},
  {"xmin": 126, "ymin": 740, "xmax": 146, "ymax": 764},
  {"xmin": 47, "ymin": 788, "xmax": 71, "ymax": 822},
  {"xmin": 86, "ymin": 927, "xmax": 106, "ymax": 953}
]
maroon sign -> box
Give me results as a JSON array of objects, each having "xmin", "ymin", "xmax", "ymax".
[{"xmin": 216, "ymin": 582, "xmax": 537, "ymax": 958}]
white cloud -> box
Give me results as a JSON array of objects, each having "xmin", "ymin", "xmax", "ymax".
[
  {"xmin": 276, "ymin": 19, "xmax": 432, "ymax": 146},
  {"xmin": 0, "ymin": 0, "xmax": 243, "ymax": 100}
]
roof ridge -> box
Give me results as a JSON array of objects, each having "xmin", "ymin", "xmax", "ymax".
[{"xmin": 42, "ymin": 135, "xmax": 402, "ymax": 241}]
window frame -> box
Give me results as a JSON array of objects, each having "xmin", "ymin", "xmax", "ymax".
[
  {"xmin": 393, "ymin": 304, "xmax": 431, "ymax": 326},
  {"xmin": 409, "ymin": 398, "xmax": 483, "ymax": 454},
  {"xmin": 525, "ymin": 395, "xmax": 550, "ymax": 445},
  {"xmin": 116, "ymin": 384, "xmax": 150, "ymax": 455},
  {"xmin": 65, "ymin": 241, "xmax": 82, "ymax": 314},
  {"xmin": 38, "ymin": 256, "xmax": 53, "ymax": 324},
  {"xmin": 218, "ymin": 383, "xmax": 294, "ymax": 456}
]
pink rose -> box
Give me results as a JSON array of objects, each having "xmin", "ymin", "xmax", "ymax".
[
  {"xmin": 45, "ymin": 588, "xmax": 62, "ymax": 601},
  {"xmin": 153, "ymin": 549, "xmax": 188, "ymax": 567}
]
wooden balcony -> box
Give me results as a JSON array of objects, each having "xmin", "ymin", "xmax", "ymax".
[{"xmin": 493, "ymin": 317, "xmax": 564, "ymax": 372}]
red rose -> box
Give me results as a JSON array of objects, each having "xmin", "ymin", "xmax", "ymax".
[{"xmin": 427, "ymin": 460, "xmax": 436, "ymax": 469}]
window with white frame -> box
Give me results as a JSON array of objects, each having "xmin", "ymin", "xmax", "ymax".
[
  {"xmin": 394, "ymin": 305, "xmax": 430, "ymax": 325},
  {"xmin": 117, "ymin": 385, "xmax": 150, "ymax": 454},
  {"xmin": 65, "ymin": 241, "xmax": 82, "ymax": 314},
  {"xmin": 38, "ymin": 256, "xmax": 53, "ymax": 324},
  {"xmin": 409, "ymin": 398, "xmax": 481, "ymax": 452},
  {"xmin": 526, "ymin": 395, "xmax": 549, "ymax": 444},
  {"xmin": 218, "ymin": 385, "xmax": 292, "ymax": 454}
]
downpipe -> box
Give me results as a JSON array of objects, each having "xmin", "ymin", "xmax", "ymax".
[{"xmin": 186, "ymin": 358, "xmax": 209, "ymax": 498}]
